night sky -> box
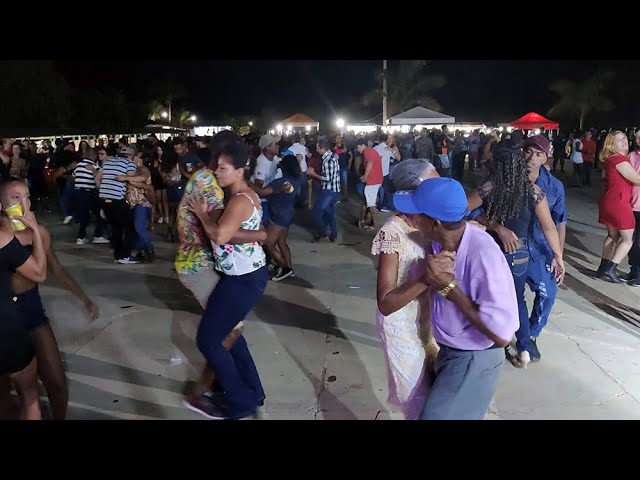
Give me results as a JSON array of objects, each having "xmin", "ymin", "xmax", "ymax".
[{"xmin": 56, "ymin": 60, "xmax": 640, "ymax": 128}]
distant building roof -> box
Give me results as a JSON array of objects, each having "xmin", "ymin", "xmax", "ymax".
[
  {"xmin": 280, "ymin": 113, "xmax": 320, "ymax": 126},
  {"xmin": 387, "ymin": 106, "xmax": 455, "ymax": 125}
]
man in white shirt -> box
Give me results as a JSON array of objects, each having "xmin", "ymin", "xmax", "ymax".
[
  {"xmin": 252, "ymin": 134, "xmax": 282, "ymax": 226},
  {"xmin": 571, "ymin": 132, "xmax": 584, "ymax": 187},
  {"xmin": 374, "ymin": 133, "xmax": 396, "ymax": 212},
  {"xmin": 287, "ymin": 133, "xmax": 310, "ymax": 208}
]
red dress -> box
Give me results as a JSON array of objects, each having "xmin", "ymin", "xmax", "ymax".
[{"xmin": 598, "ymin": 153, "xmax": 635, "ymax": 230}]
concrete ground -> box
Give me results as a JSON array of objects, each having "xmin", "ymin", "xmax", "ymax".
[{"xmin": 33, "ymin": 168, "xmax": 640, "ymax": 420}]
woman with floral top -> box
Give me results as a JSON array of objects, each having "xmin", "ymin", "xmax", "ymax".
[
  {"xmin": 117, "ymin": 150, "xmax": 155, "ymax": 262},
  {"xmin": 185, "ymin": 142, "xmax": 268, "ymax": 420}
]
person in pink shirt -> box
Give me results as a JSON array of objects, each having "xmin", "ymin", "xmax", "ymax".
[
  {"xmin": 393, "ymin": 178, "xmax": 519, "ymax": 420},
  {"xmin": 626, "ymin": 130, "xmax": 640, "ymax": 286}
]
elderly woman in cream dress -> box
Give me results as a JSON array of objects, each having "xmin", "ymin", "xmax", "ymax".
[{"xmin": 372, "ymin": 159, "xmax": 442, "ymax": 420}]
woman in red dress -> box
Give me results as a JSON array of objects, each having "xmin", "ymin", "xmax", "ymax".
[{"xmin": 597, "ymin": 131, "xmax": 640, "ymax": 282}]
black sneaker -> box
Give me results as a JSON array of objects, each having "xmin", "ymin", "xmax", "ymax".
[
  {"xmin": 183, "ymin": 396, "xmax": 228, "ymax": 419},
  {"xmin": 529, "ymin": 337, "xmax": 541, "ymax": 363},
  {"xmin": 629, "ymin": 277, "xmax": 640, "ymax": 287},
  {"xmin": 273, "ymin": 267, "xmax": 294, "ymax": 282}
]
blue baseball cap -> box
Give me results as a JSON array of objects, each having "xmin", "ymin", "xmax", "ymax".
[{"xmin": 393, "ymin": 177, "xmax": 469, "ymax": 222}]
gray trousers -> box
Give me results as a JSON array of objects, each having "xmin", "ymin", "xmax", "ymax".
[{"xmin": 420, "ymin": 344, "xmax": 504, "ymax": 420}]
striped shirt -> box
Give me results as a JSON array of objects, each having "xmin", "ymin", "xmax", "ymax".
[
  {"xmin": 99, "ymin": 157, "xmax": 136, "ymax": 200},
  {"xmin": 319, "ymin": 151, "xmax": 341, "ymax": 193},
  {"xmin": 73, "ymin": 159, "xmax": 100, "ymax": 190}
]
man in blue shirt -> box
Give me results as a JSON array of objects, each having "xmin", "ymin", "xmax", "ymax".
[
  {"xmin": 465, "ymin": 135, "xmax": 566, "ymax": 365},
  {"xmin": 521, "ymin": 136, "xmax": 567, "ymax": 362}
]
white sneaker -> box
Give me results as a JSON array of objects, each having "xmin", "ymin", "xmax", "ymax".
[
  {"xmin": 157, "ymin": 217, "xmax": 163, "ymax": 224},
  {"xmin": 92, "ymin": 236, "xmax": 110, "ymax": 244},
  {"xmin": 63, "ymin": 216, "xmax": 73, "ymax": 224},
  {"xmin": 76, "ymin": 238, "xmax": 89, "ymax": 245},
  {"xmin": 117, "ymin": 257, "xmax": 139, "ymax": 265}
]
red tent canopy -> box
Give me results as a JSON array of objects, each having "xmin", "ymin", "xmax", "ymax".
[{"xmin": 510, "ymin": 112, "xmax": 559, "ymax": 130}]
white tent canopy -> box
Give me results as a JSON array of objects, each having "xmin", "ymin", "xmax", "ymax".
[{"xmin": 387, "ymin": 106, "xmax": 455, "ymax": 125}]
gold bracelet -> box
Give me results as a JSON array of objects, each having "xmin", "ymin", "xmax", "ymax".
[{"xmin": 437, "ymin": 279, "xmax": 458, "ymax": 299}]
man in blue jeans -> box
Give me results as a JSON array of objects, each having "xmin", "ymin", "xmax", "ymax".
[
  {"xmin": 307, "ymin": 138, "xmax": 341, "ymax": 242},
  {"xmin": 521, "ymin": 135, "xmax": 566, "ymax": 362}
]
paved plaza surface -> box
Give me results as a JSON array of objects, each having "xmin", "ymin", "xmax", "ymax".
[{"xmin": 34, "ymin": 168, "xmax": 640, "ymax": 420}]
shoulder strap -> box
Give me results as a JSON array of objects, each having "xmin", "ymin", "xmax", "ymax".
[{"xmin": 235, "ymin": 191, "xmax": 258, "ymax": 209}]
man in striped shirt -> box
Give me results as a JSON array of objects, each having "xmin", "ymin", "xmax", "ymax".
[
  {"xmin": 96, "ymin": 146, "xmax": 137, "ymax": 264},
  {"xmin": 73, "ymin": 147, "xmax": 108, "ymax": 246},
  {"xmin": 307, "ymin": 137, "xmax": 341, "ymax": 242}
]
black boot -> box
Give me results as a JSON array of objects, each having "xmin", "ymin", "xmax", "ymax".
[
  {"xmin": 596, "ymin": 259, "xmax": 609, "ymax": 278},
  {"xmin": 601, "ymin": 261, "xmax": 624, "ymax": 284}
]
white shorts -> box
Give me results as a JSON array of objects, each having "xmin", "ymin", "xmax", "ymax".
[
  {"xmin": 177, "ymin": 263, "xmax": 219, "ymax": 309},
  {"xmin": 364, "ymin": 184, "xmax": 381, "ymax": 208}
]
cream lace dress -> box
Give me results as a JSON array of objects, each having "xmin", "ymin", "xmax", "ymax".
[{"xmin": 372, "ymin": 215, "xmax": 439, "ymax": 420}]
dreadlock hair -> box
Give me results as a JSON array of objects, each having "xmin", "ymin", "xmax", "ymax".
[{"xmin": 484, "ymin": 144, "xmax": 532, "ymax": 225}]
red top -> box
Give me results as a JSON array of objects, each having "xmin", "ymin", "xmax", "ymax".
[
  {"xmin": 362, "ymin": 147, "xmax": 383, "ymax": 185},
  {"xmin": 603, "ymin": 154, "xmax": 633, "ymax": 195},
  {"xmin": 598, "ymin": 153, "xmax": 635, "ymax": 230},
  {"xmin": 581, "ymin": 138, "xmax": 597, "ymax": 163},
  {"xmin": 307, "ymin": 152, "xmax": 323, "ymax": 186}
]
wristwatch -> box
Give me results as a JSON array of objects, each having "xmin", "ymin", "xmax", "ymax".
[{"xmin": 437, "ymin": 280, "xmax": 458, "ymax": 299}]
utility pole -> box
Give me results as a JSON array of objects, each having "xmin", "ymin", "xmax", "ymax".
[
  {"xmin": 382, "ymin": 60, "xmax": 388, "ymax": 126},
  {"xmin": 168, "ymin": 99, "xmax": 172, "ymax": 124}
]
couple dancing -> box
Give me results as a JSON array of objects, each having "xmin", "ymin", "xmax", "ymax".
[{"xmin": 372, "ymin": 159, "xmax": 521, "ymax": 420}]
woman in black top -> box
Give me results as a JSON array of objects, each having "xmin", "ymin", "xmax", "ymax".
[{"xmin": 0, "ymin": 194, "xmax": 47, "ymax": 420}]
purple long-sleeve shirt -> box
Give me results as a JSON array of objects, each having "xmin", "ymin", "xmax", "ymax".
[{"xmin": 430, "ymin": 224, "xmax": 519, "ymax": 351}]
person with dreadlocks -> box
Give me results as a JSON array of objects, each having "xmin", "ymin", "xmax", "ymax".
[{"xmin": 467, "ymin": 142, "xmax": 565, "ymax": 368}]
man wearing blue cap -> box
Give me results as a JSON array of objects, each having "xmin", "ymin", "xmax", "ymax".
[{"xmin": 393, "ymin": 177, "xmax": 519, "ymax": 420}]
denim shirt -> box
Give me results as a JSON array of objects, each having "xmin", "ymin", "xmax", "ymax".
[{"xmin": 528, "ymin": 167, "xmax": 567, "ymax": 263}]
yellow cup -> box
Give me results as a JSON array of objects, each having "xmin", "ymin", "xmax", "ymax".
[{"xmin": 5, "ymin": 203, "xmax": 27, "ymax": 231}]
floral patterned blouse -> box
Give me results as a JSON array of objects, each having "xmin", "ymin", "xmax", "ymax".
[
  {"xmin": 175, "ymin": 168, "xmax": 225, "ymax": 274},
  {"xmin": 127, "ymin": 173, "xmax": 153, "ymax": 208},
  {"xmin": 213, "ymin": 192, "xmax": 266, "ymax": 276}
]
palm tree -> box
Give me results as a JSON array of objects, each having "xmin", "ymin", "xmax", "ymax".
[
  {"xmin": 147, "ymin": 100, "xmax": 165, "ymax": 122},
  {"xmin": 548, "ymin": 69, "xmax": 615, "ymax": 130},
  {"xmin": 175, "ymin": 110, "xmax": 194, "ymax": 128},
  {"xmin": 362, "ymin": 60, "xmax": 446, "ymax": 120},
  {"xmin": 148, "ymin": 76, "xmax": 188, "ymax": 123}
]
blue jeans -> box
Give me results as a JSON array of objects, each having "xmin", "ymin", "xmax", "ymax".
[
  {"xmin": 526, "ymin": 258, "xmax": 558, "ymax": 337},
  {"xmin": 378, "ymin": 175, "xmax": 394, "ymax": 210},
  {"xmin": 296, "ymin": 172, "xmax": 308, "ymax": 208},
  {"xmin": 133, "ymin": 205, "xmax": 154, "ymax": 252},
  {"xmin": 504, "ymin": 246, "xmax": 532, "ymax": 353},
  {"xmin": 420, "ymin": 345, "xmax": 504, "ymax": 420},
  {"xmin": 339, "ymin": 168, "xmax": 349, "ymax": 190},
  {"xmin": 261, "ymin": 201, "xmax": 271, "ymax": 227},
  {"xmin": 60, "ymin": 178, "xmax": 76, "ymax": 219},
  {"xmin": 312, "ymin": 189, "xmax": 339, "ymax": 240},
  {"xmin": 196, "ymin": 267, "xmax": 268, "ymax": 419}
]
